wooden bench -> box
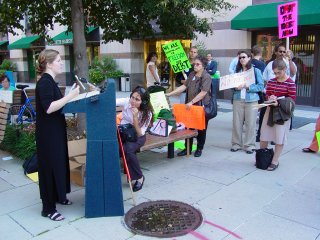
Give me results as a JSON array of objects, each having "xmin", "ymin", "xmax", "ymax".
[{"xmin": 141, "ymin": 129, "xmax": 197, "ymax": 158}]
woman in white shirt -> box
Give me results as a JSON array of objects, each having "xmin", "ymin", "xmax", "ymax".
[
  {"xmin": 146, "ymin": 52, "xmax": 160, "ymax": 87},
  {"xmin": 116, "ymin": 86, "xmax": 153, "ymax": 192}
]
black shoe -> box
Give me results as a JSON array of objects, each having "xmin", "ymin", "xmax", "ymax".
[
  {"xmin": 133, "ymin": 176, "xmax": 145, "ymax": 192},
  {"xmin": 177, "ymin": 149, "xmax": 192, "ymax": 157},
  {"xmin": 271, "ymin": 141, "xmax": 276, "ymax": 145},
  {"xmin": 194, "ymin": 149, "xmax": 202, "ymax": 157}
]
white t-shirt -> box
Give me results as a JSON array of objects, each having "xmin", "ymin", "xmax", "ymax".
[
  {"xmin": 116, "ymin": 98, "xmax": 152, "ymax": 135},
  {"xmin": 263, "ymin": 60, "xmax": 297, "ymax": 82},
  {"xmin": 146, "ymin": 62, "xmax": 160, "ymax": 87}
]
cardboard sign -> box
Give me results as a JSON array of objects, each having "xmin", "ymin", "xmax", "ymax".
[
  {"xmin": 0, "ymin": 90, "xmax": 13, "ymax": 103},
  {"xmin": 150, "ymin": 91, "xmax": 170, "ymax": 114},
  {"xmin": 278, "ymin": 1, "xmax": 298, "ymax": 39},
  {"xmin": 162, "ymin": 40, "xmax": 191, "ymax": 73},
  {"xmin": 219, "ymin": 68, "xmax": 255, "ymax": 91}
]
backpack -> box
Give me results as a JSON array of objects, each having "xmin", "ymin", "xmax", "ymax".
[{"xmin": 23, "ymin": 153, "xmax": 38, "ymax": 175}]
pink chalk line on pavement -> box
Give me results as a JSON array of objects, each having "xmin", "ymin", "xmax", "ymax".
[{"xmin": 204, "ymin": 220, "xmax": 242, "ymax": 239}]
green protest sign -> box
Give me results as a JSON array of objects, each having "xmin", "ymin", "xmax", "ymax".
[
  {"xmin": 316, "ymin": 131, "xmax": 320, "ymax": 152},
  {"xmin": 162, "ymin": 40, "xmax": 191, "ymax": 73}
]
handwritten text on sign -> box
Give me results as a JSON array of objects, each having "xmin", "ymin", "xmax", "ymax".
[
  {"xmin": 219, "ymin": 68, "xmax": 255, "ymax": 91},
  {"xmin": 162, "ymin": 40, "xmax": 191, "ymax": 73},
  {"xmin": 278, "ymin": 1, "xmax": 298, "ymax": 39}
]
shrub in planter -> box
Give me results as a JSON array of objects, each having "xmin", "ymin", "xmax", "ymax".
[
  {"xmin": 89, "ymin": 68, "xmax": 105, "ymax": 85},
  {"xmin": 0, "ymin": 124, "xmax": 36, "ymax": 160}
]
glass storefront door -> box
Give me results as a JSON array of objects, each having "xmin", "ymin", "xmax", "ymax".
[
  {"xmin": 144, "ymin": 39, "xmax": 191, "ymax": 91},
  {"xmin": 254, "ymin": 30, "xmax": 320, "ymax": 106}
]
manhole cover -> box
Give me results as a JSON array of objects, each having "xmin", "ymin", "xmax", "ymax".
[{"xmin": 124, "ymin": 200, "xmax": 203, "ymax": 238}]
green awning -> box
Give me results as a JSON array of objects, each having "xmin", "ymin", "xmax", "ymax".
[
  {"xmin": 8, "ymin": 35, "xmax": 40, "ymax": 50},
  {"xmin": 51, "ymin": 27, "xmax": 98, "ymax": 45},
  {"xmin": 231, "ymin": 0, "xmax": 320, "ymax": 30},
  {"xmin": 0, "ymin": 40, "xmax": 8, "ymax": 47}
]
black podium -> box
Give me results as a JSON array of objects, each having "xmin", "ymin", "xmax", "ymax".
[{"xmin": 63, "ymin": 80, "xmax": 124, "ymax": 218}]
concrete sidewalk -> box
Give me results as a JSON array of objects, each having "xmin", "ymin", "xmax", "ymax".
[{"xmin": 0, "ymin": 100, "xmax": 319, "ymax": 240}]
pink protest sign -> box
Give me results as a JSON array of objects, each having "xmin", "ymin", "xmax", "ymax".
[{"xmin": 278, "ymin": 1, "xmax": 298, "ymax": 39}]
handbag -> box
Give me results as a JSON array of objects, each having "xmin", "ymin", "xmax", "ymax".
[
  {"xmin": 118, "ymin": 123, "xmax": 137, "ymax": 142},
  {"xmin": 23, "ymin": 153, "xmax": 38, "ymax": 175},
  {"xmin": 149, "ymin": 118, "xmax": 169, "ymax": 137},
  {"xmin": 255, "ymin": 148, "xmax": 274, "ymax": 170},
  {"xmin": 203, "ymin": 96, "xmax": 218, "ymax": 120}
]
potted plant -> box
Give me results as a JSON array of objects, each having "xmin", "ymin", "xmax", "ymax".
[{"xmin": 89, "ymin": 56, "xmax": 124, "ymax": 88}]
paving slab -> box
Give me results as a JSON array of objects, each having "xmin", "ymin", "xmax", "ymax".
[
  {"xmin": 0, "ymin": 215, "xmax": 32, "ymax": 240},
  {"xmin": 224, "ymin": 212, "xmax": 320, "ymax": 240}
]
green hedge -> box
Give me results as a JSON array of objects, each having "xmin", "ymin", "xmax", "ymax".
[{"xmin": 0, "ymin": 124, "xmax": 36, "ymax": 160}]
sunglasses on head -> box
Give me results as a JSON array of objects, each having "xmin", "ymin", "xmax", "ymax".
[{"xmin": 134, "ymin": 86, "xmax": 146, "ymax": 94}]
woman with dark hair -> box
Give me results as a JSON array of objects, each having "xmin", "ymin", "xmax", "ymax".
[
  {"xmin": 36, "ymin": 49, "xmax": 79, "ymax": 221},
  {"xmin": 116, "ymin": 86, "xmax": 153, "ymax": 191},
  {"xmin": 166, "ymin": 55, "xmax": 212, "ymax": 157},
  {"xmin": 146, "ymin": 52, "xmax": 160, "ymax": 87},
  {"xmin": 231, "ymin": 50, "xmax": 264, "ymax": 154},
  {"xmin": 0, "ymin": 74, "xmax": 15, "ymax": 91},
  {"xmin": 260, "ymin": 59, "xmax": 296, "ymax": 170}
]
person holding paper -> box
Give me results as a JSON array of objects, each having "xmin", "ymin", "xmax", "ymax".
[
  {"xmin": 167, "ymin": 56, "xmax": 211, "ymax": 157},
  {"xmin": 260, "ymin": 59, "xmax": 296, "ymax": 171},
  {"xmin": 116, "ymin": 86, "xmax": 153, "ymax": 192},
  {"xmin": 0, "ymin": 74, "xmax": 15, "ymax": 91},
  {"xmin": 230, "ymin": 50, "xmax": 264, "ymax": 154},
  {"xmin": 175, "ymin": 46, "xmax": 198, "ymax": 103},
  {"xmin": 36, "ymin": 49, "xmax": 79, "ymax": 221},
  {"xmin": 302, "ymin": 114, "xmax": 320, "ymax": 153},
  {"xmin": 146, "ymin": 52, "xmax": 161, "ymax": 87}
]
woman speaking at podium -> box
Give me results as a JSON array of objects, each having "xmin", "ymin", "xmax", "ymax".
[
  {"xmin": 36, "ymin": 49, "xmax": 79, "ymax": 221},
  {"xmin": 116, "ymin": 86, "xmax": 153, "ymax": 192}
]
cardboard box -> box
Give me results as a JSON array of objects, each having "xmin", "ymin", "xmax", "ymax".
[
  {"xmin": 68, "ymin": 139, "xmax": 87, "ymax": 186},
  {"xmin": 68, "ymin": 139, "xmax": 87, "ymax": 158},
  {"xmin": 70, "ymin": 165, "xmax": 86, "ymax": 187}
]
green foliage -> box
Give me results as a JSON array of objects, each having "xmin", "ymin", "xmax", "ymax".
[
  {"xmin": 194, "ymin": 41, "xmax": 208, "ymax": 56},
  {"xmin": 88, "ymin": 68, "xmax": 105, "ymax": 84},
  {"xmin": 0, "ymin": 124, "xmax": 36, "ymax": 160},
  {"xmin": 89, "ymin": 56, "xmax": 123, "ymax": 84},
  {"xmin": 0, "ymin": 59, "xmax": 17, "ymax": 71},
  {"xmin": 0, "ymin": 0, "xmax": 235, "ymax": 43}
]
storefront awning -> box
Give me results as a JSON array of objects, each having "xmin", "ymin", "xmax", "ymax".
[
  {"xmin": 8, "ymin": 35, "xmax": 40, "ymax": 50},
  {"xmin": 0, "ymin": 40, "xmax": 8, "ymax": 47},
  {"xmin": 231, "ymin": 0, "xmax": 320, "ymax": 30},
  {"xmin": 51, "ymin": 27, "xmax": 98, "ymax": 45}
]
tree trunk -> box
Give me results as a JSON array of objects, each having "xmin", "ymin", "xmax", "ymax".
[{"xmin": 71, "ymin": 0, "xmax": 88, "ymax": 132}]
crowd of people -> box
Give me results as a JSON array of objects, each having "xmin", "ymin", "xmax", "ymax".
[{"xmin": 1, "ymin": 43, "xmax": 316, "ymax": 222}]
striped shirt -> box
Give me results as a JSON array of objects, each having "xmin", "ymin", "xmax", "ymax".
[{"xmin": 266, "ymin": 77, "xmax": 296, "ymax": 101}]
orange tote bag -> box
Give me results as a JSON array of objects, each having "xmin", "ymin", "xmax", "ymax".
[{"xmin": 173, "ymin": 104, "xmax": 205, "ymax": 130}]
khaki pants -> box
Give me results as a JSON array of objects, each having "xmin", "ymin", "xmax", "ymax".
[{"xmin": 231, "ymin": 100, "xmax": 258, "ymax": 151}]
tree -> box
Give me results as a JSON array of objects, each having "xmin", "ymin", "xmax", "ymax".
[{"xmin": 0, "ymin": 0, "xmax": 234, "ymax": 78}]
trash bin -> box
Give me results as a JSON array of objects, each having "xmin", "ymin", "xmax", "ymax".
[{"xmin": 120, "ymin": 75, "xmax": 131, "ymax": 92}]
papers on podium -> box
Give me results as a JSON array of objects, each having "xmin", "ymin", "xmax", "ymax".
[{"xmin": 68, "ymin": 90, "xmax": 100, "ymax": 103}]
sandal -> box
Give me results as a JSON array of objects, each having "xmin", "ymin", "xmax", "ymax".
[
  {"xmin": 230, "ymin": 148, "xmax": 240, "ymax": 152},
  {"xmin": 42, "ymin": 211, "xmax": 65, "ymax": 221},
  {"xmin": 59, "ymin": 199, "xmax": 73, "ymax": 205},
  {"xmin": 267, "ymin": 163, "xmax": 279, "ymax": 171},
  {"xmin": 302, "ymin": 148, "xmax": 316, "ymax": 153}
]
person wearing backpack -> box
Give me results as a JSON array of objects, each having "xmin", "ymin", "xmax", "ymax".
[
  {"xmin": 167, "ymin": 56, "xmax": 212, "ymax": 157},
  {"xmin": 230, "ymin": 50, "xmax": 264, "ymax": 154}
]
